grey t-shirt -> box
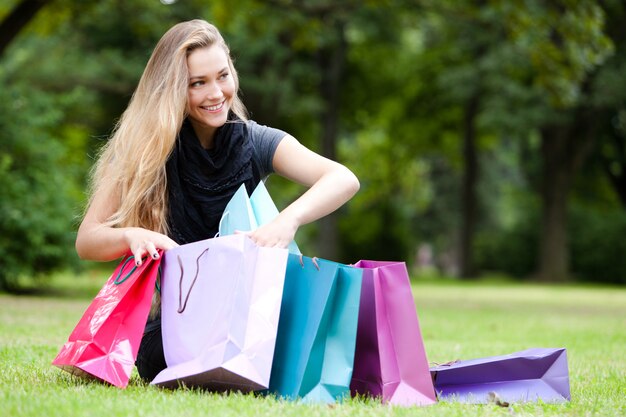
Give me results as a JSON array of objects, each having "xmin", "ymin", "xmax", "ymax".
[{"xmin": 247, "ymin": 120, "xmax": 287, "ymax": 177}]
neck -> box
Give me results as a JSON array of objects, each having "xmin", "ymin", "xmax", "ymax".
[{"xmin": 188, "ymin": 120, "xmax": 217, "ymax": 149}]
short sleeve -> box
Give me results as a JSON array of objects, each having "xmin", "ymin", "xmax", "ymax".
[{"xmin": 247, "ymin": 120, "xmax": 287, "ymax": 177}]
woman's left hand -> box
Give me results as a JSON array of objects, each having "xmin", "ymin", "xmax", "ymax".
[{"xmin": 239, "ymin": 213, "xmax": 299, "ymax": 249}]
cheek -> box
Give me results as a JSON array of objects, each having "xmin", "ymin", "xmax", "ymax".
[
  {"xmin": 188, "ymin": 91, "xmax": 209, "ymax": 111},
  {"xmin": 187, "ymin": 91, "xmax": 200, "ymax": 106},
  {"xmin": 224, "ymin": 79, "xmax": 236, "ymax": 97}
]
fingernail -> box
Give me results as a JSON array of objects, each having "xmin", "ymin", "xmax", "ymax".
[
  {"xmin": 152, "ymin": 253, "xmax": 159, "ymax": 259},
  {"xmin": 135, "ymin": 260, "xmax": 142, "ymax": 267}
]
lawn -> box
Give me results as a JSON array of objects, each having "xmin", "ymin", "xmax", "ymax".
[{"xmin": 1, "ymin": 271, "xmax": 624, "ymax": 417}]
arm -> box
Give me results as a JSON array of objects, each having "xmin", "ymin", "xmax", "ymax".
[
  {"xmin": 246, "ymin": 135, "xmax": 360, "ymax": 248},
  {"xmin": 75, "ymin": 182, "xmax": 178, "ymax": 264}
]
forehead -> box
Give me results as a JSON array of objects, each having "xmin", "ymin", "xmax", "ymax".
[{"xmin": 187, "ymin": 45, "xmax": 229, "ymax": 76}]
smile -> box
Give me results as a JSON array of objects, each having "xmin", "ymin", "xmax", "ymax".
[{"xmin": 201, "ymin": 101, "xmax": 225, "ymax": 113}]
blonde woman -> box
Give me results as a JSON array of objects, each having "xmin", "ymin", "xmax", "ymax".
[{"xmin": 75, "ymin": 19, "xmax": 359, "ymax": 381}]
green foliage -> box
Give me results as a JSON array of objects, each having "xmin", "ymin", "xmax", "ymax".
[
  {"xmin": 569, "ymin": 206, "xmax": 626, "ymax": 284},
  {"xmin": 1, "ymin": 0, "xmax": 626, "ymax": 287},
  {"xmin": 0, "ymin": 82, "xmax": 79, "ymax": 291},
  {"xmin": 496, "ymin": 0, "xmax": 614, "ymax": 108},
  {"xmin": 474, "ymin": 211, "xmax": 539, "ymax": 279},
  {"xmin": 474, "ymin": 201, "xmax": 626, "ymax": 284}
]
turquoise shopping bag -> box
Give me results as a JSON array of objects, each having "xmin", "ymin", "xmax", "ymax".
[
  {"xmin": 218, "ymin": 183, "xmax": 300, "ymax": 254},
  {"xmin": 268, "ymin": 253, "xmax": 363, "ymax": 403}
]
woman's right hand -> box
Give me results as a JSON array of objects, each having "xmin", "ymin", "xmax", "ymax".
[
  {"xmin": 123, "ymin": 227, "xmax": 179, "ymax": 266},
  {"xmin": 75, "ymin": 181, "xmax": 178, "ymax": 262}
]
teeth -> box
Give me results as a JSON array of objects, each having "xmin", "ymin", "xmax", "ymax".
[{"xmin": 203, "ymin": 102, "xmax": 223, "ymax": 111}]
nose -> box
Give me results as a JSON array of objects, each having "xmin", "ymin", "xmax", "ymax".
[{"xmin": 205, "ymin": 81, "xmax": 223, "ymax": 100}]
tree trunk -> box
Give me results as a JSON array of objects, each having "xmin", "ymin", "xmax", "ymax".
[
  {"xmin": 538, "ymin": 126, "xmax": 571, "ymax": 281},
  {"xmin": 0, "ymin": 0, "xmax": 49, "ymax": 57},
  {"xmin": 537, "ymin": 106, "xmax": 599, "ymax": 281},
  {"xmin": 459, "ymin": 94, "xmax": 480, "ymax": 278},
  {"xmin": 601, "ymin": 130, "xmax": 626, "ymax": 208},
  {"xmin": 316, "ymin": 20, "xmax": 346, "ymax": 260}
]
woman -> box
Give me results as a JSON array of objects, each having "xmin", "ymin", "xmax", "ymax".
[{"xmin": 75, "ymin": 20, "xmax": 359, "ymax": 381}]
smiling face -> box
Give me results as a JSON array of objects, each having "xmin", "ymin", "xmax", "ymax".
[{"xmin": 186, "ymin": 44, "xmax": 236, "ymax": 148}]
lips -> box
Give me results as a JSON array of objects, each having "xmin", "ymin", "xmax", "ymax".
[{"xmin": 201, "ymin": 100, "xmax": 225, "ymax": 113}]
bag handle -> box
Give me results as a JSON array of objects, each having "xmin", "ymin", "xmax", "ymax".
[
  {"xmin": 215, "ymin": 210, "xmax": 229, "ymax": 238},
  {"xmin": 177, "ymin": 247, "xmax": 210, "ymax": 313},
  {"xmin": 114, "ymin": 256, "xmax": 138, "ymax": 285},
  {"xmin": 298, "ymin": 255, "xmax": 320, "ymax": 270},
  {"xmin": 155, "ymin": 267, "xmax": 162, "ymax": 293}
]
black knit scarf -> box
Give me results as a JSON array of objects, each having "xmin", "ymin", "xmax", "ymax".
[{"xmin": 166, "ymin": 117, "xmax": 259, "ymax": 244}]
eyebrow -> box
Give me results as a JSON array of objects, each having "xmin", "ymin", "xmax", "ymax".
[{"xmin": 189, "ymin": 67, "xmax": 229, "ymax": 80}]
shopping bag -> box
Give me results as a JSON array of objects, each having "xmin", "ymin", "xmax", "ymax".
[
  {"xmin": 52, "ymin": 253, "xmax": 161, "ymax": 388},
  {"xmin": 429, "ymin": 347, "xmax": 571, "ymax": 403},
  {"xmin": 218, "ymin": 182, "xmax": 300, "ymax": 254},
  {"xmin": 151, "ymin": 234, "xmax": 288, "ymax": 392},
  {"xmin": 268, "ymin": 253, "xmax": 363, "ymax": 403},
  {"xmin": 350, "ymin": 260, "xmax": 436, "ymax": 406}
]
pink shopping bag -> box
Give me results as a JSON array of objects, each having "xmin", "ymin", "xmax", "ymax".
[
  {"xmin": 350, "ymin": 260, "xmax": 436, "ymax": 406},
  {"xmin": 52, "ymin": 253, "xmax": 161, "ymax": 388}
]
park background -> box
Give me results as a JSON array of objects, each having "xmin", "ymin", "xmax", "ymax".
[{"xmin": 0, "ymin": 1, "xmax": 624, "ymax": 416}]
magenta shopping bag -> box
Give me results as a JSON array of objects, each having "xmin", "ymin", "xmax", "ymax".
[
  {"xmin": 350, "ymin": 261, "xmax": 436, "ymax": 406},
  {"xmin": 430, "ymin": 348, "xmax": 571, "ymax": 403},
  {"xmin": 52, "ymin": 253, "xmax": 160, "ymax": 388},
  {"xmin": 151, "ymin": 234, "xmax": 288, "ymax": 392}
]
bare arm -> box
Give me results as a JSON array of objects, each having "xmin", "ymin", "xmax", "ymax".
[
  {"xmin": 247, "ymin": 135, "xmax": 360, "ymax": 248},
  {"xmin": 75, "ymin": 183, "xmax": 178, "ymax": 264}
]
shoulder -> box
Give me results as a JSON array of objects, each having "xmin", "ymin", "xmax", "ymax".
[
  {"xmin": 245, "ymin": 120, "xmax": 289, "ymax": 176},
  {"xmin": 246, "ymin": 120, "xmax": 287, "ymax": 143}
]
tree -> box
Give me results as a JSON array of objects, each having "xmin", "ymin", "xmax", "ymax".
[
  {"xmin": 501, "ymin": 1, "xmax": 614, "ymax": 281},
  {"xmin": 212, "ymin": 0, "xmax": 380, "ymax": 260},
  {"xmin": 0, "ymin": 0, "xmax": 49, "ymax": 57},
  {"xmin": 0, "ymin": 0, "xmax": 207, "ymax": 290}
]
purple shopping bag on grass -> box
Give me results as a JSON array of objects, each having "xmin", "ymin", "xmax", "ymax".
[
  {"xmin": 350, "ymin": 261, "xmax": 436, "ymax": 406},
  {"xmin": 430, "ymin": 348, "xmax": 571, "ymax": 403},
  {"xmin": 151, "ymin": 234, "xmax": 288, "ymax": 392}
]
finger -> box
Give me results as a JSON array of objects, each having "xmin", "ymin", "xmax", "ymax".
[
  {"xmin": 145, "ymin": 241, "xmax": 159, "ymax": 260},
  {"xmin": 153, "ymin": 236, "xmax": 178, "ymax": 252},
  {"xmin": 165, "ymin": 237, "xmax": 179, "ymax": 249},
  {"xmin": 133, "ymin": 246, "xmax": 147, "ymax": 266}
]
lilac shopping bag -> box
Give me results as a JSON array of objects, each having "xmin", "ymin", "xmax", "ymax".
[
  {"xmin": 151, "ymin": 234, "xmax": 288, "ymax": 391},
  {"xmin": 350, "ymin": 260, "xmax": 436, "ymax": 406},
  {"xmin": 430, "ymin": 348, "xmax": 571, "ymax": 403}
]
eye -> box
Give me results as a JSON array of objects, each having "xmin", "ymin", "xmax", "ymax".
[
  {"xmin": 190, "ymin": 80, "xmax": 204, "ymax": 87},
  {"xmin": 219, "ymin": 73, "xmax": 230, "ymax": 80}
]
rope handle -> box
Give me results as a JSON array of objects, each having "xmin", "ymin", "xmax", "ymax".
[
  {"xmin": 177, "ymin": 247, "xmax": 210, "ymax": 313},
  {"xmin": 298, "ymin": 255, "xmax": 320, "ymax": 270},
  {"xmin": 114, "ymin": 256, "xmax": 138, "ymax": 285},
  {"xmin": 214, "ymin": 210, "xmax": 230, "ymax": 238},
  {"xmin": 155, "ymin": 267, "xmax": 162, "ymax": 293},
  {"xmin": 430, "ymin": 359, "xmax": 460, "ymax": 367}
]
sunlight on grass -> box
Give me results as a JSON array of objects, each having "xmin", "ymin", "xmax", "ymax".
[{"xmin": 1, "ymin": 274, "xmax": 624, "ymax": 417}]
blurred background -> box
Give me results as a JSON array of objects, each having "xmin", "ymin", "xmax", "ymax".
[{"xmin": 1, "ymin": 0, "xmax": 625, "ymax": 292}]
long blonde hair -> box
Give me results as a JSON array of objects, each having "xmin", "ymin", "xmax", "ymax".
[{"xmin": 89, "ymin": 20, "xmax": 247, "ymax": 233}]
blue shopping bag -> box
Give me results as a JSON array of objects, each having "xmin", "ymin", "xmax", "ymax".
[
  {"xmin": 268, "ymin": 253, "xmax": 363, "ymax": 403},
  {"xmin": 218, "ymin": 183, "xmax": 300, "ymax": 254}
]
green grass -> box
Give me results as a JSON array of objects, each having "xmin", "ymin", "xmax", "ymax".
[{"xmin": 1, "ymin": 272, "xmax": 624, "ymax": 417}]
